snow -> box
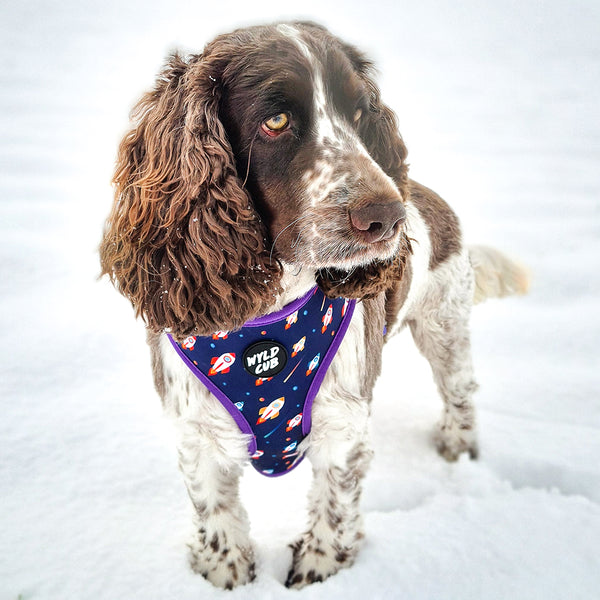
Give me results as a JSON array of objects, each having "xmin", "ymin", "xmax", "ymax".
[{"xmin": 2, "ymin": 0, "xmax": 599, "ymax": 598}]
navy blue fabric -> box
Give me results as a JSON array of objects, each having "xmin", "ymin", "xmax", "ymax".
[{"xmin": 168, "ymin": 287, "xmax": 355, "ymax": 476}]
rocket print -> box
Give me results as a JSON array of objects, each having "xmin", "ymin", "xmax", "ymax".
[
  {"xmin": 342, "ymin": 298, "xmax": 349, "ymax": 317},
  {"xmin": 321, "ymin": 304, "xmax": 333, "ymax": 333},
  {"xmin": 285, "ymin": 310, "xmax": 298, "ymax": 329},
  {"xmin": 208, "ymin": 352, "xmax": 236, "ymax": 375},
  {"xmin": 283, "ymin": 441, "xmax": 298, "ymax": 453},
  {"xmin": 256, "ymin": 397, "xmax": 285, "ymax": 425},
  {"xmin": 212, "ymin": 330, "xmax": 229, "ymax": 340},
  {"xmin": 286, "ymin": 413, "xmax": 303, "ymax": 431},
  {"xmin": 291, "ymin": 336, "xmax": 306, "ymax": 357},
  {"xmin": 306, "ymin": 353, "xmax": 320, "ymax": 376},
  {"xmin": 255, "ymin": 376, "xmax": 273, "ymax": 386},
  {"xmin": 182, "ymin": 336, "xmax": 197, "ymax": 350}
]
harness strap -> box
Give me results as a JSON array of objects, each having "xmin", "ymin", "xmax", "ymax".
[{"xmin": 168, "ymin": 287, "xmax": 355, "ymax": 476}]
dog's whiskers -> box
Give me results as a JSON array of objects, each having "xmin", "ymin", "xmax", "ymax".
[
  {"xmin": 269, "ymin": 215, "xmax": 310, "ymax": 264},
  {"xmin": 242, "ymin": 132, "xmax": 259, "ymax": 189}
]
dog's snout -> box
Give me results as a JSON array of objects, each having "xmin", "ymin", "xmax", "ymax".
[{"xmin": 350, "ymin": 201, "xmax": 406, "ymax": 244}]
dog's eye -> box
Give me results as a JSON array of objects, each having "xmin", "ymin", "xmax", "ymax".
[
  {"xmin": 353, "ymin": 108, "xmax": 363, "ymax": 123},
  {"xmin": 262, "ymin": 113, "xmax": 290, "ymax": 136}
]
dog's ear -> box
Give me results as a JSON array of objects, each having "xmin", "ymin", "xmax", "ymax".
[
  {"xmin": 317, "ymin": 44, "xmax": 411, "ymax": 300},
  {"xmin": 336, "ymin": 42, "xmax": 410, "ymax": 194},
  {"xmin": 100, "ymin": 52, "xmax": 282, "ymax": 338}
]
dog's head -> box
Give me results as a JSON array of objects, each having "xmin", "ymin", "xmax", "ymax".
[{"xmin": 100, "ymin": 22, "xmax": 410, "ymax": 338}]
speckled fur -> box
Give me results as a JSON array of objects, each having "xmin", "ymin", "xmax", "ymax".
[{"xmin": 405, "ymin": 249, "xmax": 480, "ymax": 460}]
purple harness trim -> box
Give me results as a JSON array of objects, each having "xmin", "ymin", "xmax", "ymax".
[
  {"xmin": 245, "ymin": 287, "xmax": 316, "ymax": 327},
  {"xmin": 167, "ymin": 287, "xmax": 355, "ymax": 477}
]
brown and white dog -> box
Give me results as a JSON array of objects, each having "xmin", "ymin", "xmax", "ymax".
[{"xmin": 100, "ymin": 22, "xmax": 528, "ymax": 589}]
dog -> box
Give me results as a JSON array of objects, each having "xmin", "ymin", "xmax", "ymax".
[{"xmin": 99, "ymin": 21, "xmax": 528, "ymax": 589}]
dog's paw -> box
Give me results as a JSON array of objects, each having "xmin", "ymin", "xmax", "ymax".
[
  {"xmin": 434, "ymin": 421, "xmax": 479, "ymax": 462},
  {"xmin": 285, "ymin": 533, "xmax": 358, "ymax": 589},
  {"xmin": 188, "ymin": 528, "xmax": 255, "ymax": 590}
]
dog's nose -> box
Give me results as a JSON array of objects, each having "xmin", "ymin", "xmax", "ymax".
[{"xmin": 350, "ymin": 201, "xmax": 406, "ymax": 244}]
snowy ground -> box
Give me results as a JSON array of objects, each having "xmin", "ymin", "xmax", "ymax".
[{"xmin": 2, "ymin": 1, "xmax": 600, "ymax": 598}]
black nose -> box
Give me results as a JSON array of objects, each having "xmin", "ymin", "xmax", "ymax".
[{"xmin": 350, "ymin": 201, "xmax": 406, "ymax": 243}]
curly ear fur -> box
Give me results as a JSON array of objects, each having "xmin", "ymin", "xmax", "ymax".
[
  {"xmin": 99, "ymin": 52, "xmax": 283, "ymax": 339},
  {"xmin": 317, "ymin": 45, "xmax": 412, "ymax": 299}
]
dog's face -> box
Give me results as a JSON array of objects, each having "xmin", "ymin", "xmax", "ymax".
[
  {"xmin": 218, "ymin": 23, "xmax": 406, "ymax": 271},
  {"xmin": 101, "ymin": 22, "xmax": 411, "ymax": 337}
]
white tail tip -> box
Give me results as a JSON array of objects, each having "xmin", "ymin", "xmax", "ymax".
[{"xmin": 469, "ymin": 245, "xmax": 530, "ymax": 304}]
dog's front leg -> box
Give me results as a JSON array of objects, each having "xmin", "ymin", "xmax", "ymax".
[
  {"xmin": 175, "ymin": 418, "xmax": 255, "ymax": 589},
  {"xmin": 286, "ymin": 390, "xmax": 372, "ymax": 589},
  {"xmin": 154, "ymin": 335, "xmax": 255, "ymax": 590}
]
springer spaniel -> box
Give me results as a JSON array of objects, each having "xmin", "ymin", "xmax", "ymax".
[{"xmin": 100, "ymin": 22, "xmax": 528, "ymax": 589}]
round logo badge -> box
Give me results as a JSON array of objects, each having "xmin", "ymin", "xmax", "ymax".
[{"xmin": 242, "ymin": 340, "xmax": 288, "ymax": 378}]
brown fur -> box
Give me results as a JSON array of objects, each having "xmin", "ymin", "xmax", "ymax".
[
  {"xmin": 99, "ymin": 52, "xmax": 284, "ymax": 339},
  {"xmin": 361, "ymin": 295, "xmax": 387, "ymax": 399},
  {"xmin": 147, "ymin": 331, "xmax": 166, "ymax": 400},
  {"xmin": 408, "ymin": 180, "xmax": 462, "ymax": 269},
  {"xmin": 383, "ymin": 258, "xmax": 413, "ymax": 335}
]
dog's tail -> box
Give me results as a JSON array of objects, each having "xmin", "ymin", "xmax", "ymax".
[{"xmin": 469, "ymin": 245, "xmax": 530, "ymax": 304}]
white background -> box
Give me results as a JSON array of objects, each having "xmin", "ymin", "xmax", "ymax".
[{"xmin": 1, "ymin": 1, "xmax": 599, "ymax": 598}]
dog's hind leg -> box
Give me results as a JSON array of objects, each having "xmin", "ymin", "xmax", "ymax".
[{"xmin": 408, "ymin": 250, "xmax": 479, "ymax": 461}]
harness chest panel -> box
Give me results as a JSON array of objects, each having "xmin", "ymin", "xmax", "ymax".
[{"xmin": 167, "ymin": 287, "xmax": 355, "ymax": 477}]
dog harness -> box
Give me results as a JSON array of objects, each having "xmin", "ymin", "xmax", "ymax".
[{"xmin": 167, "ymin": 287, "xmax": 355, "ymax": 477}]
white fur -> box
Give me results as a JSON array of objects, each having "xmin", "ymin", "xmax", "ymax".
[
  {"xmin": 470, "ymin": 244, "xmax": 530, "ymax": 304},
  {"xmin": 303, "ymin": 161, "xmax": 347, "ymax": 208},
  {"xmin": 306, "ymin": 301, "xmax": 368, "ymax": 467},
  {"xmin": 388, "ymin": 199, "xmax": 432, "ymax": 334},
  {"xmin": 406, "ymin": 249, "xmax": 480, "ymax": 459},
  {"xmin": 276, "ymin": 24, "xmax": 313, "ymax": 61}
]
